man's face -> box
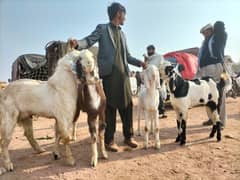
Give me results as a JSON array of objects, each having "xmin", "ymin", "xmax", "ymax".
[
  {"xmin": 116, "ymin": 11, "xmax": 126, "ymax": 25},
  {"xmin": 147, "ymin": 48, "xmax": 155, "ymax": 56},
  {"xmin": 202, "ymin": 29, "xmax": 213, "ymax": 39}
]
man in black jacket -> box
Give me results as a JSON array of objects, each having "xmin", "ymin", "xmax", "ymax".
[{"xmin": 197, "ymin": 22, "xmax": 227, "ymax": 127}]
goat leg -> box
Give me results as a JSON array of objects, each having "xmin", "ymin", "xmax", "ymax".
[
  {"xmin": 53, "ymin": 123, "xmax": 61, "ymax": 160},
  {"xmin": 180, "ymin": 119, "xmax": 186, "ymax": 145},
  {"xmin": 63, "ymin": 138, "xmax": 75, "ymax": 166},
  {"xmin": 209, "ymin": 124, "xmax": 217, "ymax": 138},
  {"xmin": 0, "ymin": 112, "xmax": 17, "ymax": 174},
  {"xmin": 0, "ymin": 137, "xmax": 13, "ymax": 174},
  {"xmin": 88, "ymin": 115, "xmax": 98, "ymax": 167},
  {"xmin": 175, "ymin": 119, "xmax": 181, "ymax": 142},
  {"xmin": 59, "ymin": 121, "xmax": 75, "ymax": 166},
  {"xmin": 0, "ymin": 129, "xmax": 15, "ymax": 173},
  {"xmin": 99, "ymin": 112, "xmax": 108, "ymax": 159},
  {"xmin": 22, "ymin": 118, "xmax": 45, "ymax": 153},
  {"xmin": 144, "ymin": 111, "xmax": 150, "ymax": 149},
  {"xmin": 216, "ymin": 121, "xmax": 222, "ymax": 141},
  {"xmin": 154, "ymin": 111, "xmax": 160, "ymax": 149},
  {"xmin": 150, "ymin": 118, "xmax": 154, "ymax": 135},
  {"xmin": 137, "ymin": 107, "xmax": 142, "ymax": 136},
  {"xmin": 71, "ymin": 121, "xmax": 77, "ymax": 141}
]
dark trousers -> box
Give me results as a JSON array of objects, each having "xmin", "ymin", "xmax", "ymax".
[
  {"xmin": 158, "ymin": 95, "xmax": 165, "ymax": 115},
  {"xmin": 104, "ymin": 102, "xmax": 133, "ymax": 145}
]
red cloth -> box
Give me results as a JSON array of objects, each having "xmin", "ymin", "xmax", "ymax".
[{"xmin": 164, "ymin": 52, "xmax": 198, "ymax": 80}]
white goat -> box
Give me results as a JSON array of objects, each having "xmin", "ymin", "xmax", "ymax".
[
  {"xmin": 160, "ymin": 64, "xmax": 223, "ymax": 145},
  {"xmin": 137, "ymin": 65, "xmax": 161, "ymax": 149},
  {"xmin": 0, "ymin": 50, "xmax": 89, "ymax": 175}
]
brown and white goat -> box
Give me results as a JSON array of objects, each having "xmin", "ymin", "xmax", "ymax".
[{"xmin": 71, "ymin": 50, "xmax": 108, "ymax": 167}]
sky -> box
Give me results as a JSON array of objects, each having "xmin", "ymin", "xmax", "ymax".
[{"xmin": 0, "ymin": 0, "xmax": 240, "ymax": 81}]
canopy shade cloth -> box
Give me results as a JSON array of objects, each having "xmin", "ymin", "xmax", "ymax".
[{"xmin": 164, "ymin": 52, "xmax": 198, "ymax": 80}]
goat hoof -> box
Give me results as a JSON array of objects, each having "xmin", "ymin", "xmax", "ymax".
[
  {"xmin": 175, "ymin": 135, "xmax": 181, "ymax": 142},
  {"xmin": 155, "ymin": 143, "xmax": 161, "ymax": 150},
  {"xmin": 54, "ymin": 154, "xmax": 59, "ymax": 160},
  {"xmin": 102, "ymin": 151, "xmax": 108, "ymax": 159},
  {"xmin": 53, "ymin": 152, "xmax": 60, "ymax": 160},
  {"xmin": 66, "ymin": 157, "xmax": 76, "ymax": 166},
  {"xmin": 0, "ymin": 167, "xmax": 7, "ymax": 175},
  {"xmin": 144, "ymin": 144, "xmax": 148, "ymax": 150},
  {"xmin": 91, "ymin": 162, "xmax": 97, "ymax": 168},
  {"xmin": 180, "ymin": 141, "xmax": 186, "ymax": 146},
  {"xmin": 71, "ymin": 137, "xmax": 77, "ymax": 142},
  {"xmin": 217, "ymin": 136, "xmax": 221, "ymax": 142},
  {"xmin": 91, "ymin": 157, "xmax": 98, "ymax": 167},
  {"xmin": 36, "ymin": 148, "xmax": 46, "ymax": 154},
  {"xmin": 4, "ymin": 162, "xmax": 13, "ymax": 172},
  {"xmin": 209, "ymin": 133, "xmax": 214, "ymax": 138}
]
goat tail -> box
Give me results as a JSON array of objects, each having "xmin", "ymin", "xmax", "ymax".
[{"xmin": 220, "ymin": 72, "xmax": 230, "ymax": 89}]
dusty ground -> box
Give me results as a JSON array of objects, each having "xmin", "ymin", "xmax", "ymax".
[{"xmin": 0, "ymin": 97, "xmax": 239, "ymax": 180}]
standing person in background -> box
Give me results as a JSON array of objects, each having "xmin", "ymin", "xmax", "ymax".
[
  {"xmin": 70, "ymin": 2, "xmax": 146, "ymax": 152},
  {"xmin": 145, "ymin": 45, "xmax": 167, "ymax": 119},
  {"xmin": 197, "ymin": 22, "xmax": 228, "ymax": 128}
]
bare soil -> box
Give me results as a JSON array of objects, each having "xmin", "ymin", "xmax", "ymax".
[{"xmin": 0, "ymin": 97, "xmax": 240, "ymax": 180}]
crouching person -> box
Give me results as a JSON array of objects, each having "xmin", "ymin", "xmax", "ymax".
[{"xmin": 70, "ymin": 2, "xmax": 146, "ymax": 152}]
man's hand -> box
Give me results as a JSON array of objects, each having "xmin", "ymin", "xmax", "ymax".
[
  {"xmin": 143, "ymin": 54, "xmax": 148, "ymax": 63},
  {"xmin": 141, "ymin": 62, "xmax": 147, "ymax": 69},
  {"xmin": 68, "ymin": 38, "xmax": 78, "ymax": 49}
]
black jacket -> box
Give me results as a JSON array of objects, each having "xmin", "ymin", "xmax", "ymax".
[{"xmin": 199, "ymin": 21, "xmax": 227, "ymax": 68}]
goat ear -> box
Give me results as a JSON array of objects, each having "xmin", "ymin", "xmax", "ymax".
[
  {"xmin": 178, "ymin": 64, "xmax": 184, "ymax": 72},
  {"xmin": 165, "ymin": 66, "xmax": 174, "ymax": 76}
]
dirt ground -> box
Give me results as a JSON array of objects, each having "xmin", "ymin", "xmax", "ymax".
[{"xmin": 0, "ymin": 97, "xmax": 239, "ymax": 180}]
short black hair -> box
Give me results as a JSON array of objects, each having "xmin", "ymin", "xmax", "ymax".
[
  {"xmin": 107, "ymin": 2, "xmax": 126, "ymax": 21},
  {"xmin": 147, "ymin": 45, "xmax": 155, "ymax": 50}
]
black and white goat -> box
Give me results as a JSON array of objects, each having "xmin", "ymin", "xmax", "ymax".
[{"xmin": 161, "ymin": 64, "xmax": 223, "ymax": 145}]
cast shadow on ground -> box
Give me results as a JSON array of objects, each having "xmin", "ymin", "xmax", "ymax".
[{"xmin": 0, "ymin": 123, "xmax": 219, "ymax": 179}]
